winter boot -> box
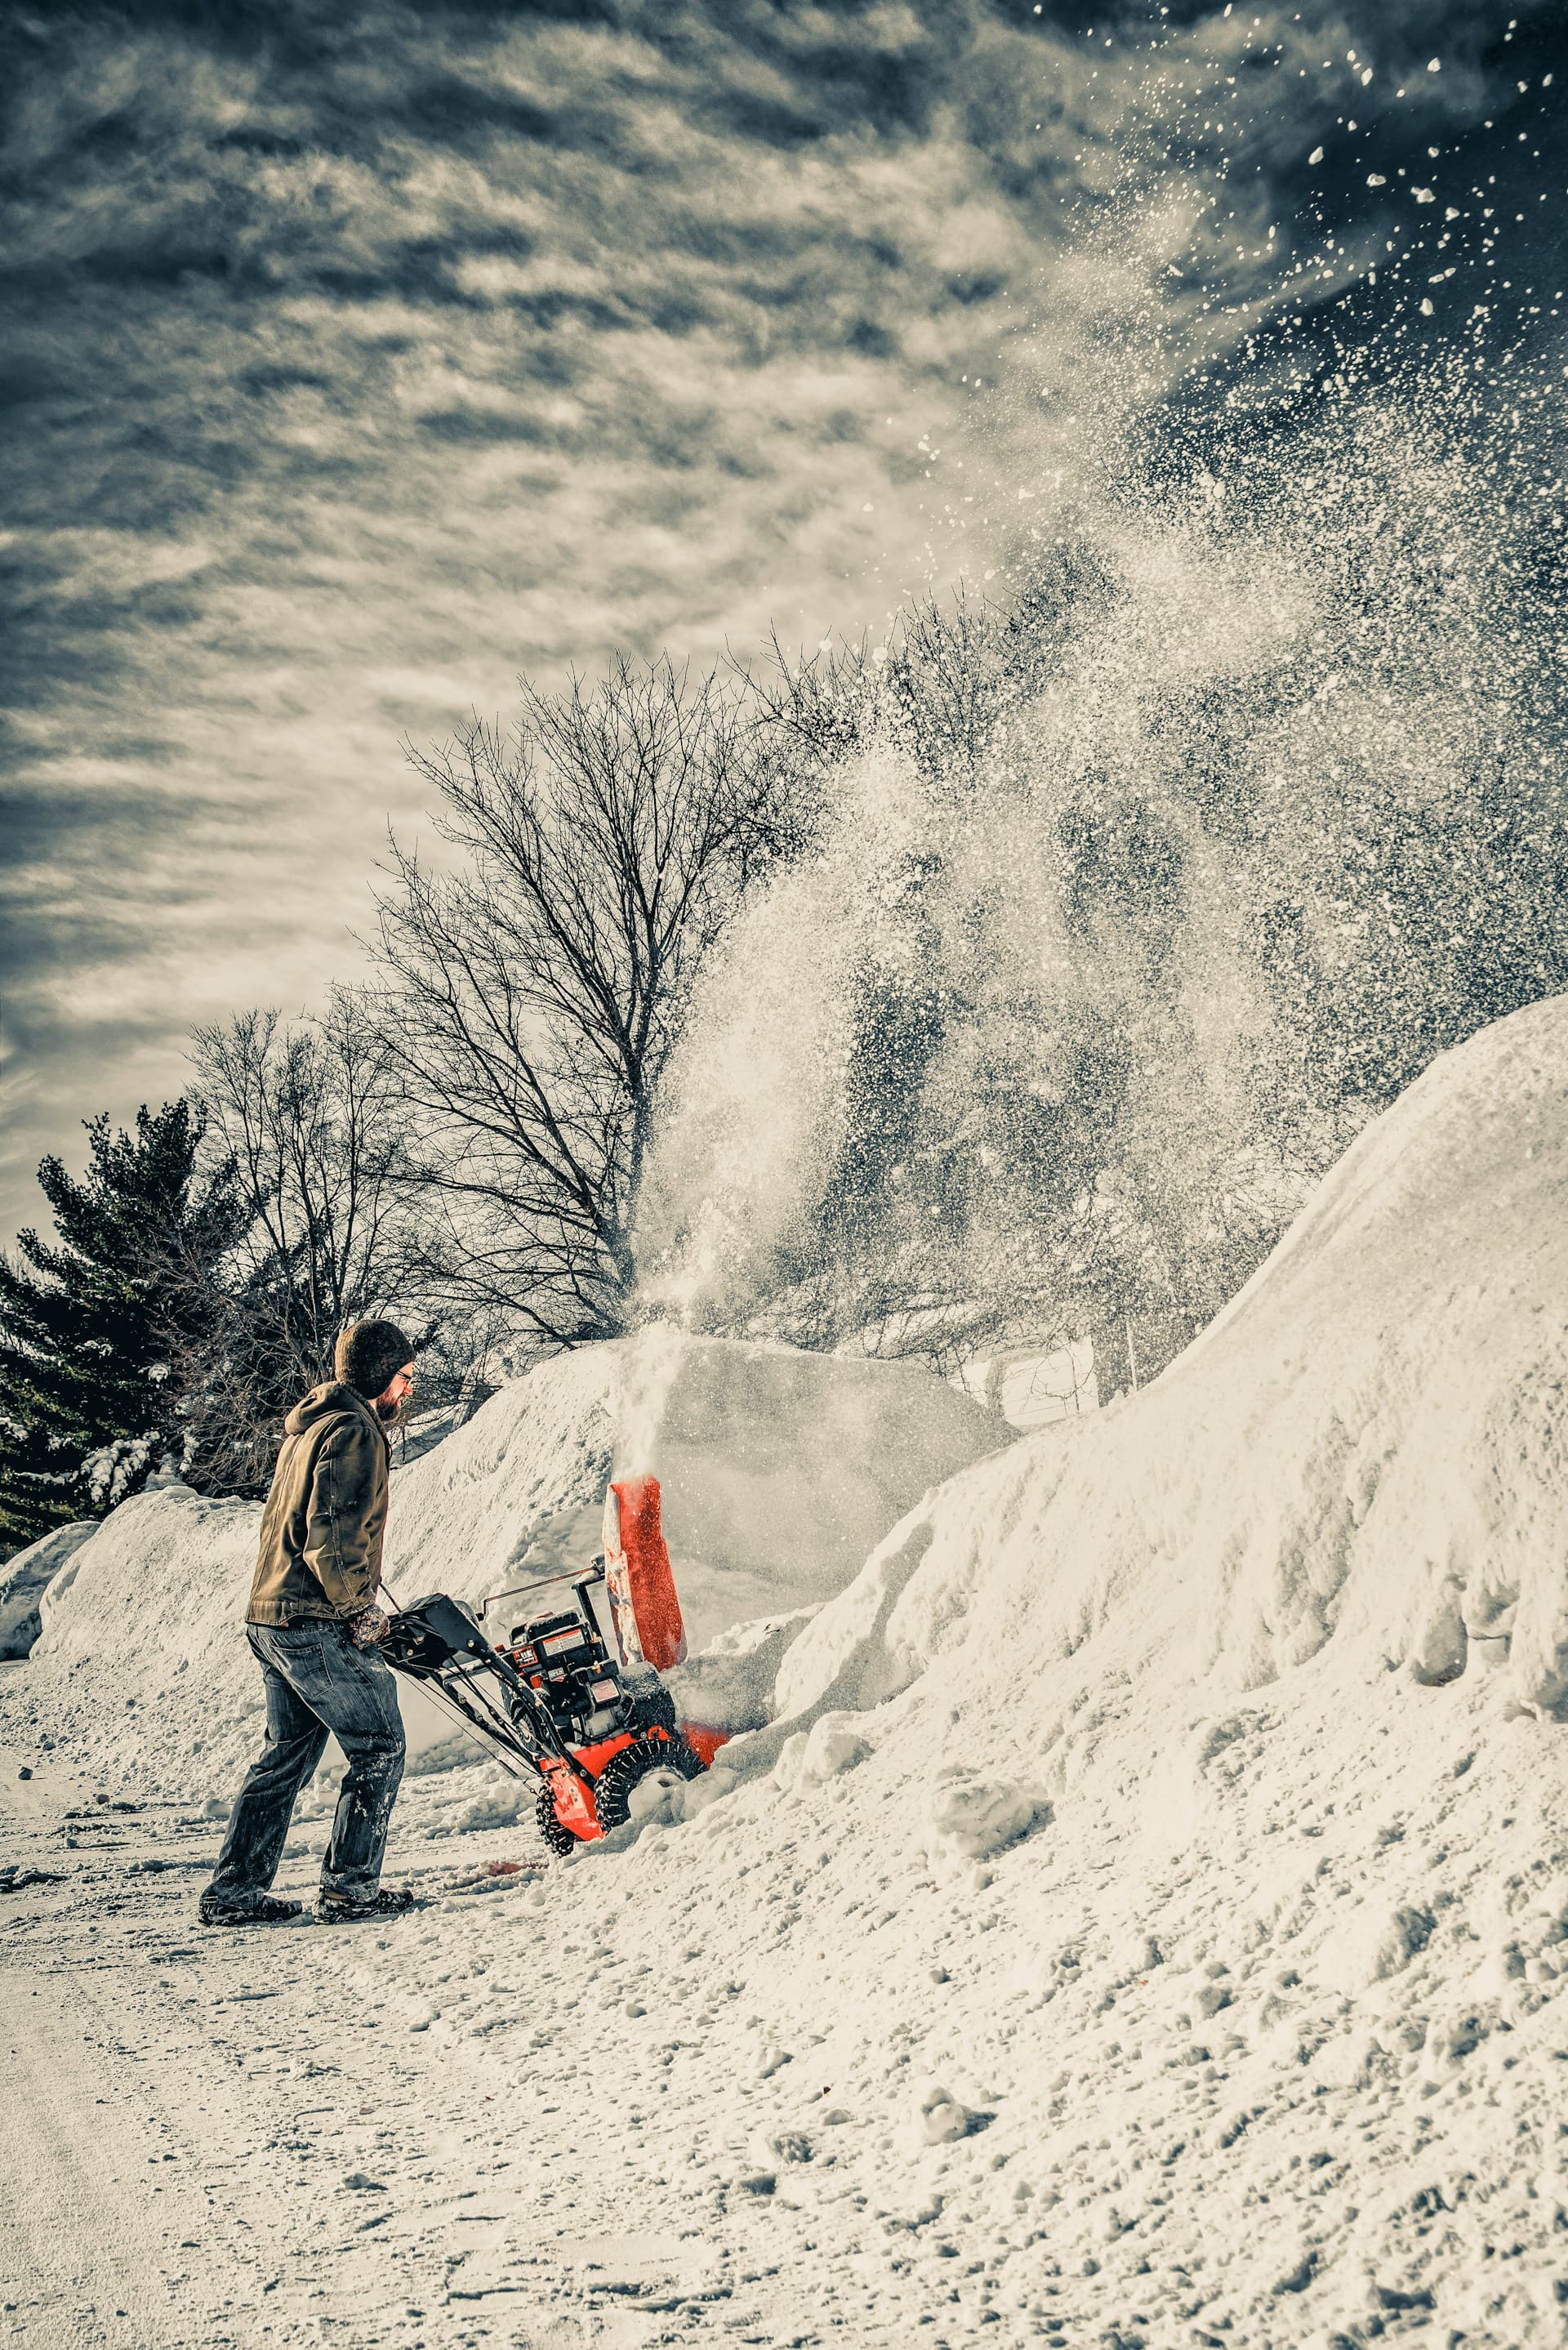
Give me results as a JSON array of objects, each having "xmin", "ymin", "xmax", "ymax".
[
  {"xmin": 315, "ymin": 1885, "xmax": 417, "ymax": 1924},
  {"xmin": 198, "ymin": 1890, "xmax": 305, "ymax": 1927}
]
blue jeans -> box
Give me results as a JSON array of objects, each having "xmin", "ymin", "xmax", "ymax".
[{"xmin": 208, "ymin": 1621, "xmax": 407, "ymax": 1906}]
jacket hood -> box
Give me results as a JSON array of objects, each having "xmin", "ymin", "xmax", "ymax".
[{"xmin": 284, "ymin": 1380, "xmax": 378, "ymax": 1438}]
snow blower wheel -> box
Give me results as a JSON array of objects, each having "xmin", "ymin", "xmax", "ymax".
[
  {"xmin": 590, "ymin": 1733, "xmax": 706, "ymax": 1833},
  {"xmin": 535, "ymin": 1785, "xmax": 578, "ymax": 1857}
]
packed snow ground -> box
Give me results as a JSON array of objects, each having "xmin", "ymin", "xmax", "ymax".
[{"xmin": 2, "ymin": 1000, "xmax": 1566, "ymax": 2348}]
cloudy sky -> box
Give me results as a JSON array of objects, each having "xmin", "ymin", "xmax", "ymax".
[{"xmin": 2, "ymin": 0, "xmax": 1561, "ymax": 1244}]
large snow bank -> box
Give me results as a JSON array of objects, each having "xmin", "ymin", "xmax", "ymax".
[
  {"xmin": 767, "ymin": 991, "xmax": 1568, "ymax": 1742},
  {"xmin": 341, "ymin": 998, "xmax": 1568, "ymax": 2347},
  {"xmin": 11, "ymin": 1331, "xmax": 1004, "ymax": 1797}
]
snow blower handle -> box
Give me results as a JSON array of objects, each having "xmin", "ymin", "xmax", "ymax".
[{"xmin": 386, "ymin": 1590, "xmax": 491, "ymax": 1662}]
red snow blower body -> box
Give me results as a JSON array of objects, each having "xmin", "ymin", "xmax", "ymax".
[{"xmin": 381, "ymin": 1478, "xmax": 724, "ymax": 1855}]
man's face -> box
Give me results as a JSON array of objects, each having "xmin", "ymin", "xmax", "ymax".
[{"xmin": 375, "ymin": 1362, "xmax": 416, "ymax": 1423}]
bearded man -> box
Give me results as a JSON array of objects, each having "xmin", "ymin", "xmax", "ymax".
[{"xmin": 200, "ymin": 1319, "xmax": 418, "ymax": 1928}]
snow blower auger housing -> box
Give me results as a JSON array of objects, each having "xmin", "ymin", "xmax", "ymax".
[{"xmin": 380, "ymin": 1480, "xmax": 708, "ymax": 1856}]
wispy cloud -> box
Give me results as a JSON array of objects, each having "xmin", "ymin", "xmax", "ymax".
[{"xmin": 1, "ymin": 0, "xmax": 1557, "ymax": 1235}]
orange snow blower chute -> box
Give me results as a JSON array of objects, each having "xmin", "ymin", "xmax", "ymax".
[
  {"xmin": 602, "ymin": 1476, "xmax": 687, "ymax": 1670},
  {"xmin": 381, "ymin": 1474, "xmax": 729, "ymax": 1857},
  {"xmin": 604, "ymin": 1477, "xmax": 730, "ymax": 1766}
]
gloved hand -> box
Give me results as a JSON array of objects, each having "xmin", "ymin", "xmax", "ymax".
[{"xmin": 348, "ymin": 1603, "xmax": 390, "ymax": 1648}]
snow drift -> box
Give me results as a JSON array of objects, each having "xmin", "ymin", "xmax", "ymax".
[
  {"xmin": 337, "ymin": 997, "xmax": 1568, "ymax": 2349},
  {"xmin": 0, "ymin": 1520, "xmax": 96, "ymax": 1660},
  {"xmin": 765, "ymin": 989, "xmax": 1568, "ymax": 1748},
  {"xmin": 9, "ymin": 1329, "xmax": 1004, "ymax": 1795}
]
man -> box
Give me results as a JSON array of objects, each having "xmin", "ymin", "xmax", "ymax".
[{"xmin": 200, "ymin": 1319, "xmax": 418, "ymax": 1928}]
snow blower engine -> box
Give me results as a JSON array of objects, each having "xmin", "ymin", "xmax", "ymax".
[{"xmin": 380, "ymin": 1478, "xmax": 718, "ymax": 1855}]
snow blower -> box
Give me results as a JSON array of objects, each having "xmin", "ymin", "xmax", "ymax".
[{"xmin": 381, "ymin": 1478, "xmax": 719, "ymax": 1856}]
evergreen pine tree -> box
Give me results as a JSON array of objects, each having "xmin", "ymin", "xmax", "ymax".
[{"xmin": 0, "ymin": 1102, "xmax": 242, "ymax": 1547}]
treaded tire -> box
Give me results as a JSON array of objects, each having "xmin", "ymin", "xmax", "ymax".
[
  {"xmin": 535, "ymin": 1783, "xmax": 580, "ymax": 1857},
  {"xmin": 590, "ymin": 1734, "xmax": 706, "ymax": 1833}
]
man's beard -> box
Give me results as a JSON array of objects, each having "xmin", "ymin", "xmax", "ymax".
[{"xmin": 375, "ymin": 1393, "xmax": 410, "ymax": 1425}]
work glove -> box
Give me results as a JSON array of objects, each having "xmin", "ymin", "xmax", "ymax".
[{"xmin": 347, "ymin": 1603, "xmax": 390, "ymax": 1648}]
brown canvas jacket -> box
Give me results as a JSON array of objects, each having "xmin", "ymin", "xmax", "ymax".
[{"xmin": 247, "ymin": 1382, "xmax": 390, "ymax": 1626}]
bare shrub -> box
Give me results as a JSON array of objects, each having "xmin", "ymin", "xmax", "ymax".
[{"xmin": 172, "ymin": 991, "xmax": 430, "ymax": 1493}]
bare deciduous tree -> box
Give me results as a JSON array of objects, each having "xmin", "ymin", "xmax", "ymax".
[
  {"xmin": 372, "ymin": 654, "xmax": 791, "ymax": 1352},
  {"xmin": 170, "ymin": 990, "xmax": 429, "ymax": 1492}
]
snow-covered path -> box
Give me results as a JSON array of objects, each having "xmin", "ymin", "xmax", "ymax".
[
  {"xmin": 1, "ymin": 1749, "xmax": 494, "ymax": 2348},
  {"xmin": 0, "ymin": 1743, "xmax": 898, "ymax": 2349},
  {"xmin": 0, "ymin": 1955, "xmax": 218, "ymax": 2345}
]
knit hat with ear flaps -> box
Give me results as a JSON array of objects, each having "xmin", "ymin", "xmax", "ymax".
[{"xmin": 334, "ymin": 1319, "xmax": 414, "ymax": 1402}]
